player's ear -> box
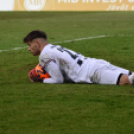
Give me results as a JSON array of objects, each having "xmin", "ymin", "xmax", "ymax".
[{"xmin": 36, "ymin": 39, "xmax": 41, "ymax": 47}]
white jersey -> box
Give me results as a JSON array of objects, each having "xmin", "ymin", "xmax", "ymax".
[{"xmin": 39, "ymin": 44, "xmax": 97, "ymax": 83}]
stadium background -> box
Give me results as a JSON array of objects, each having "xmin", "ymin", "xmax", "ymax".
[
  {"xmin": 0, "ymin": 0, "xmax": 134, "ymax": 11},
  {"xmin": 0, "ymin": 0, "xmax": 134, "ymax": 134}
]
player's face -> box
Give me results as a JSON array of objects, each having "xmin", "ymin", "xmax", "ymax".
[{"xmin": 28, "ymin": 40, "xmax": 40, "ymax": 56}]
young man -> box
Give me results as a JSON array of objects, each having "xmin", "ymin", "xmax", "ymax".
[{"xmin": 23, "ymin": 30, "xmax": 134, "ymax": 85}]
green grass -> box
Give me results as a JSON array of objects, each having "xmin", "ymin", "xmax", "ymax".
[{"xmin": 0, "ymin": 11, "xmax": 134, "ymax": 134}]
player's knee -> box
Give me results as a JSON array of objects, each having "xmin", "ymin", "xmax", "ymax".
[{"xmin": 118, "ymin": 74, "xmax": 131, "ymax": 85}]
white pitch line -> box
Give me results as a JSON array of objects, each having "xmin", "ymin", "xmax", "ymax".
[
  {"xmin": 53, "ymin": 35, "xmax": 107, "ymax": 44},
  {"xmin": 1, "ymin": 34, "xmax": 134, "ymax": 53},
  {"xmin": 0, "ymin": 46, "xmax": 28, "ymax": 53},
  {"xmin": 0, "ymin": 35, "xmax": 108, "ymax": 53}
]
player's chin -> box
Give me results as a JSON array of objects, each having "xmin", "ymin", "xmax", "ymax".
[{"xmin": 32, "ymin": 52, "xmax": 40, "ymax": 56}]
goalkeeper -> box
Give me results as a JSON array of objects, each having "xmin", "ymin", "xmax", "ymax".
[{"xmin": 24, "ymin": 30, "xmax": 134, "ymax": 85}]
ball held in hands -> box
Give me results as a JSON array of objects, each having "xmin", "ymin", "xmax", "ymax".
[{"xmin": 29, "ymin": 63, "xmax": 50, "ymax": 82}]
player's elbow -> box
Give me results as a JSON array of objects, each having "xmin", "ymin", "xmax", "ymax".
[
  {"xmin": 43, "ymin": 77, "xmax": 63, "ymax": 84},
  {"xmin": 56, "ymin": 77, "xmax": 64, "ymax": 83}
]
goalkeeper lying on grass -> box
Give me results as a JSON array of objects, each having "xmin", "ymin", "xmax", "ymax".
[{"xmin": 24, "ymin": 30, "xmax": 134, "ymax": 85}]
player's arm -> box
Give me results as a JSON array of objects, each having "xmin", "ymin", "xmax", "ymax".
[{"xmin": 42, "ymin": 60, "xmax": 64, "ymax": 84}]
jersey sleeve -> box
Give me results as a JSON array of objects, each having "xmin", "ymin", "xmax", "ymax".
[
  {"xmin": 42, "ymin": 61, "xmax": 64, "ymax": 83},
  {"xmin": 39, "ymin": 52, "xmax": 52, "ymax": 66},
  {"xmin": 39, "ymin": 52, "xmax": 64, "ymax": 83}
]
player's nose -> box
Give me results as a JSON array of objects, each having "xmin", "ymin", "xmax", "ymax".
[{"xmin": 28, "ymin": 46, "xmax": 31, "ymax": 51}]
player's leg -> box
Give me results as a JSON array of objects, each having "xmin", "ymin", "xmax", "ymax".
[
  {"xmin": 118, "ymin": 74, "xmax": 131, "ymax": 85},
  {"xmin": 104, "ymin": 63, "xmax": 133, "ymax": 85},
  {"xmin": 93, "ymin": 68, "xmax": 121, "ymax": 85},
  {"xmin": 92, "ymin": 67, "xmax": 131, "ymax": 85},
  {"xmin": 128, "ymin": 73, "xmax": 134, "ymax": 85},
  {"xmin": 109, "ymin": 64, "xmax": 132, "ymax": 76},
  {"xmin": 90, "ymin": 59, "xmax": 133, "ymax": 85}
]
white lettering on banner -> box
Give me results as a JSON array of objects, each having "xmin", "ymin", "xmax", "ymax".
[
  {"xmin": 106, "ymin": 4, "xmax": 129, "ymax": 10},
  {"xmin": 85, "ymin": 0, "xmax": 101, "ymax": 3},
  {"xmin": 103, "ymin": 0, "xmax": 108, "ymax": 3},
  {"xmin": 128, "ymin": 0, "xmax": 134, "ymax": 2},
  {"xmin": 82, "ymin": 0, "xmax": 122, "ymax": 2},
  {"xmin": 58, "ymin": 0, "xmax": 79, "ymax": 3},
  {"xmin": 24, "ymin": 0, "xmax": 46, "ymax": 10},
  {"xmin": 110, "ymin": 0, "xmax": 117, "ymax": 3},
  {"xmin": 72, "ymin": 0, "xmax": 79, "ymax": 3},
  {"xmin": 58, "ymin": 0, "xmax": 67, "ymax": 2}
]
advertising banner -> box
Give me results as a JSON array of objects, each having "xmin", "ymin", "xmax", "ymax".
[
  {"xmin": 1, "ymin": 0, "xmax": 134, "ymax": 11},
  {"xmin": 13, "ymin": 0, "xmax": 134, "ymax": 11},
  {"xmin": 0, "ymin": 0, "xmax": 14, "ymax": 11}
]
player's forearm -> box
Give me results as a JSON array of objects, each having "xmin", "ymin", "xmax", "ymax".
[
  {"xmin": 43, "ymin": 77, "xmax": 63, "ymax": 83},
  {"xmin": 43, "ymin": 60, "xmax": 64, "ymax": 84}
]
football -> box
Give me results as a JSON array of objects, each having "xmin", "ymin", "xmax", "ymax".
[
  {"xmin": 29, "ymin": 63, "xmax": 50, "ymax": 82},
  {"xmin": 35, "ymin": 63, "xmax": 50, "ymax": 79}
]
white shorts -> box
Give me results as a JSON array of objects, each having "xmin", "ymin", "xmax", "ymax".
[{"xmin": 89, "ymin": 59, "xmax": 130, "ymax": 85}]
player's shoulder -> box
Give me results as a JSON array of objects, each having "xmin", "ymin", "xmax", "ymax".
[
  {"xmin": 40, "ymin": 44, "xmax": 52, "ymax": 55},
  {"xmin": 39, "ymin": 44, "xmax": 57, "ymax": 64},
  {"xmin": 39, "ymin": 44, "xmax": 51, "ymax": 59}
]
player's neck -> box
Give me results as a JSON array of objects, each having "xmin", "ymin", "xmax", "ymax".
[{"xmin": 40, "ymin": 43, "xmax": 48, "ymax": 53}]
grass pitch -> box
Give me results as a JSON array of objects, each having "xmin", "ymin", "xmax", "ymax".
[{"xmin": 0, "ymin": 11, "xmax": 134, "ymax": 134}]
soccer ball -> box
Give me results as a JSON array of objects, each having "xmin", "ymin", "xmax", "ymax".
[
  {"xmin": 35, "ymin": 63, "xmax": 50, "ymax": 79},
  {"xmin": 29, "ymin": 63, "xmax": 50, "ymax": 82}
]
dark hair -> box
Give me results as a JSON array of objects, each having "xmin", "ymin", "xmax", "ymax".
[{"xmin": 23, "ymin": 30, "xmax": 47, "ymax": 43}]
